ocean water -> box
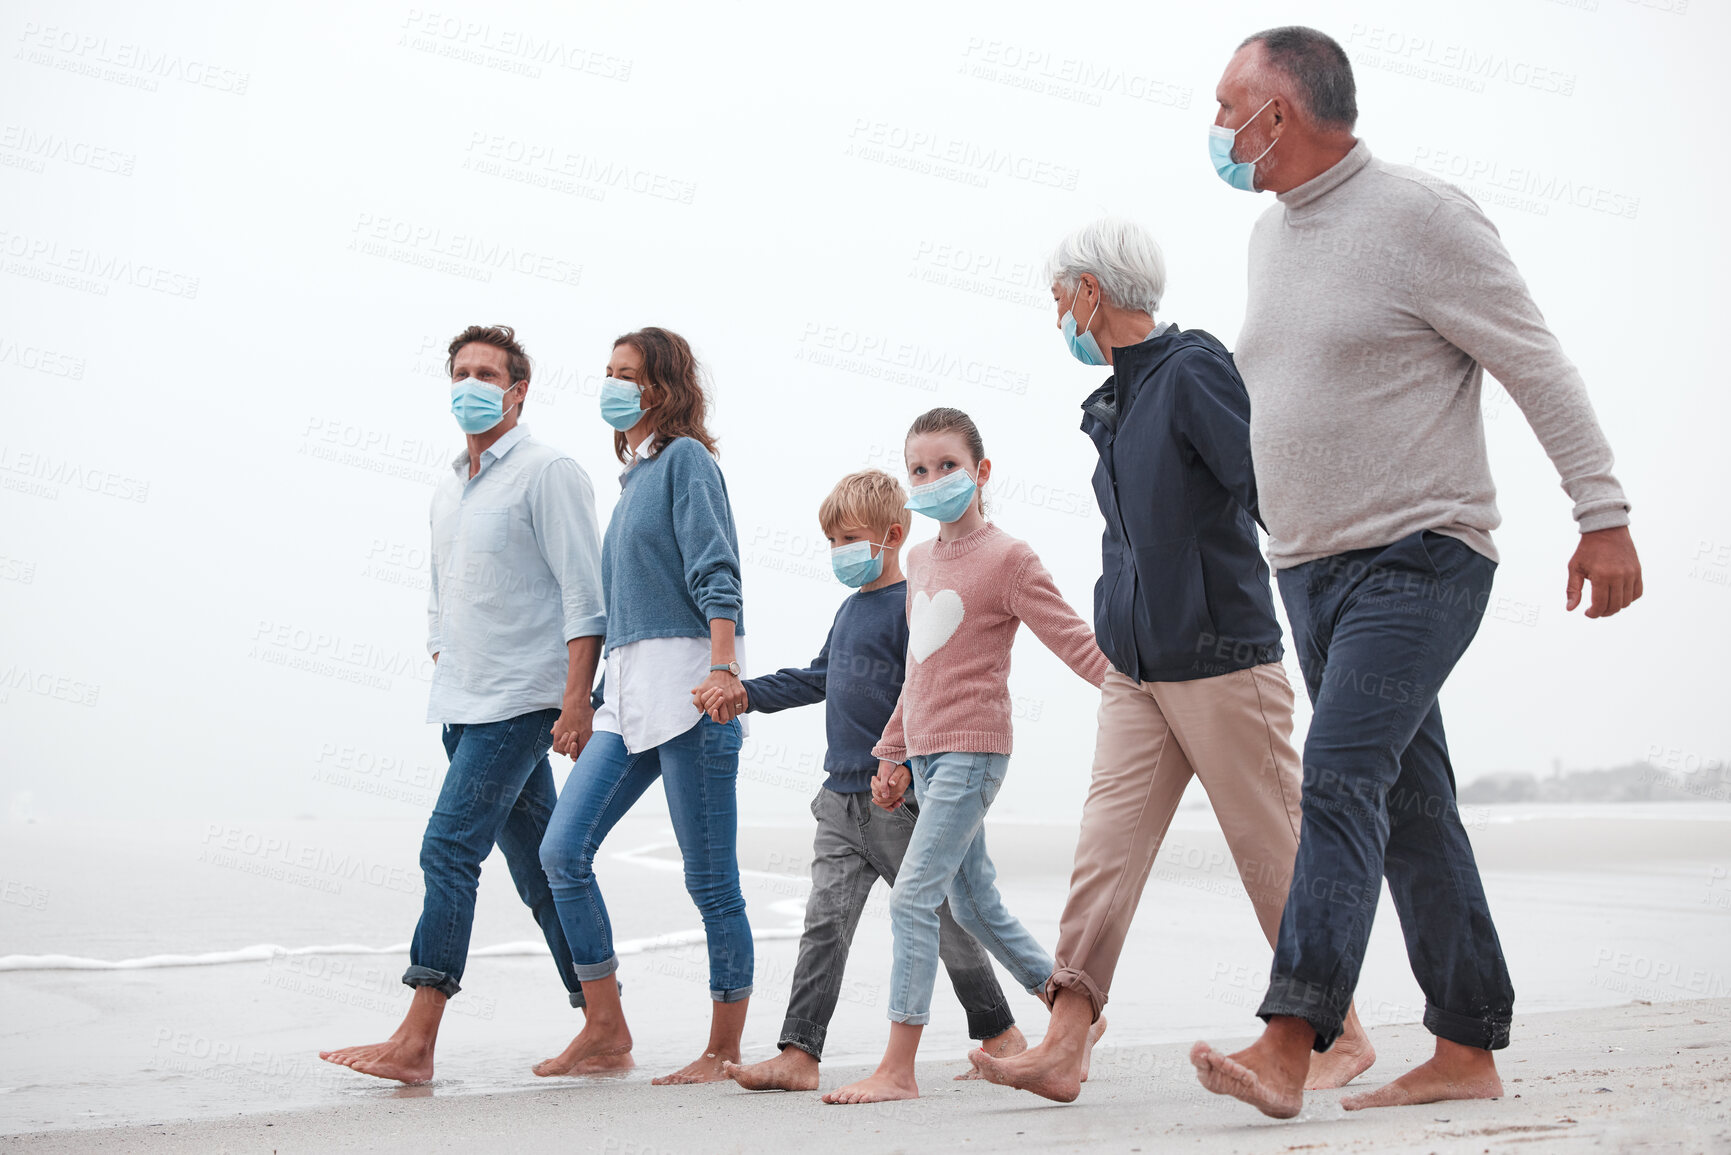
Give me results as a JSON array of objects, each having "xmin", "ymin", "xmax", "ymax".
[{"xmin": 1, "ymin": 801, "xmax": 1727, "ymax": 1135}]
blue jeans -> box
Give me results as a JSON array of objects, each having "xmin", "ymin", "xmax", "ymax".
[
  {"xmin": 887, "ymin": 751, "xmax": 1053, "ymax": 1024},
  {"xmin": 539, "ymin": 718, "xmax": 754, "ymax": 1002},
  {"xmin": 404, "ymin": 707, "xmax": 584, "ymax": 1005},
  {"xmin": 1260, "ymin": 531, "xmax": 1516, "ymax": 1051}
]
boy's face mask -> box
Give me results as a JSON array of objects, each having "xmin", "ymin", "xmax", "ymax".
[{"xmin": 830, "ymin": 538, "xmax": 891, "ymax": 588}]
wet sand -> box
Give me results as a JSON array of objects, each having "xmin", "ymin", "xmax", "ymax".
[{"xmin": 3, "ymin": 998, "xmax": 1725, "ymax": 1154}]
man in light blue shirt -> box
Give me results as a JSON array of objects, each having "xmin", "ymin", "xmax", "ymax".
[{"xmin": 322, "ymin": 324, "xmax": 605, "ymax": 1084}]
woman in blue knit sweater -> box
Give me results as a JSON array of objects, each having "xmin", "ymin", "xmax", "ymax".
[{"xmin": 535, "ymin": 327, "xmax": 753, "ymax": 1084}]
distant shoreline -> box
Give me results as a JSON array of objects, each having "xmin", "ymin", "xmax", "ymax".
[{"xmin": 1457, "ymin": 759, "xmax": 1728, "ymax": 805}]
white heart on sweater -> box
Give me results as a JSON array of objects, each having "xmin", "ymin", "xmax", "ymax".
[{"xmin": 909, "ymin": 589, "xmax": 965, "ymax": 664}]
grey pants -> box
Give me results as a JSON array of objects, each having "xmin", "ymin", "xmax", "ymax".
[{"xmin": 780, "ymin": 787, "xmax": 1015, "ymax": 1059}]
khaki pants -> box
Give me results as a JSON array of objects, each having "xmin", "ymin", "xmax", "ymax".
[{"xmin": 1047, "ymin": 664, "xmax": 1303, "ymax": 1019}]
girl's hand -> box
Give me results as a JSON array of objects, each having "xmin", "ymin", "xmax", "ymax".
[{"xmin": 872, "ymin": 760, "xmax": 911, "ymax": 811}]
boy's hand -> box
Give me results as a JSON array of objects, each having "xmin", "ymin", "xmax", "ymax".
[
  {"xmin": 691, "ymin": 683, "xmax": 747, "ymax": 723},
  {"xmin": 872, "ymin": 760, "xmax": 911, "ymax": 811},
  {"xmin": 692, "ymin": 671, "xmax": 747, "ymax": 723},
  {"xmin": 691, "ymin": 685, "xmax": 721, "ymax": 721}
]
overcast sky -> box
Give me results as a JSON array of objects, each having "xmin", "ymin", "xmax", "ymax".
[{"xmin": 2, "ymin": 0, "xmax": 1724, "ymax": 826}]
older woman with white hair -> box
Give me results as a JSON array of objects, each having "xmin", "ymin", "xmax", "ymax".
[{"xmin": 971, "ymin": 216, "xmax": 1374, "ymax": 1101}]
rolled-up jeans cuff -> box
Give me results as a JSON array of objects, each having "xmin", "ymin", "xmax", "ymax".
[
  {"xmin": 1045, "ymin": 967, "xmax": 1105, "ymax": 1022},
  {"xmin": 712, "ymin": 983, "xmax": 752, "ymax": 1003},
  {"xmin": 779, "ymin": 1017, "xmax": 826, "ymax": 1060},
  {"xmin": 1425, "ymin": 1002, "xmax": 1512, "ymax": 1050},
  {"xmin": 574, "ymin": 955, "xmax": 620, "ymax": 984},
  {"xmin": 401, "ymin": 965, "xmax": 460, "ymax": 999},
  {"xmin": 1257, "ymin": 975, "xmax": 1346, "ymax": 1053},
  {"xmin": 886, "ymin": 1007, "xmax": 930, "ymax": 1026},
  {"xmin": 965, "ymin": 997, "xmax": 1016, "ymax": 1041},
  {"xmin": 568, "ymin": 976, "xmax": 622, "ymax": 1009}
]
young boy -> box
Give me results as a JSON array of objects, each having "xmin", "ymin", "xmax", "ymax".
[{"xmin": 701, "ymin": 469, "xmax": 1026, "ymax": 1091}]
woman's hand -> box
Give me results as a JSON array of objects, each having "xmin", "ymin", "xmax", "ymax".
[
  {"xmin": 692, "ymin": 670, "xmax": 747, "ymax": 723},
  {"xmin": 871, "ymin": 760, "xmax": 911, "ymax": 811},
  {"xmin": 690, "ymin": 683, "xmax": 743, "ymax": 723},
  {"xmin": 551, "ymin": 700, "xmax": 595, "ymax": 759}
]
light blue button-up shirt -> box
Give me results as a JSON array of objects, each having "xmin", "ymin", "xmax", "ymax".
[{"xmin": 425, "ymin": 425, "xmax": 606, "ymax": 724}]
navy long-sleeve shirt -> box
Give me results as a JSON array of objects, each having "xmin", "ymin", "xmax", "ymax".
[{"xmin": 741, "ymin": 580, "xmax": 907, "ymax": 794}]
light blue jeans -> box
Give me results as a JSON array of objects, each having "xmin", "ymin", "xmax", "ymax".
[
  {"xmin": 540, "ymin": 718, "xmax": 753, "ymax": 1002},
  {"xmin": 887, "ymin": 751, "xmax": 1053, "ymax": 1024}
]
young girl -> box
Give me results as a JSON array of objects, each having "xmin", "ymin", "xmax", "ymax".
[{"xmin": 824, "ymin": 407, "xmax": 1110, "ymax": 1105}]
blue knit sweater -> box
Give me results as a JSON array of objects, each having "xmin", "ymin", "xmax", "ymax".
[{"xmin": 600, "ymin": 436, "xmax": 745, "ymax": 654}]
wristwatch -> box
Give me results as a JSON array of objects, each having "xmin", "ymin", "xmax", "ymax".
[{"xmin": 710, "ymin": 661, "xmax": 740, "ymax": 677}]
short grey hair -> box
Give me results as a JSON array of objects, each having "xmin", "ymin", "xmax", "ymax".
[
  {"xmin": 1044, "ymin": 217, "xmax": 1166, "ymax": 316},
  {"xmin": 1239, "ymin": 26, "xmax": 1357, "ymax": 130}
]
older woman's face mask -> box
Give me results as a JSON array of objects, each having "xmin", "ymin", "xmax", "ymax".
[{"xmin": 1061, "ymin": 284, "xmax": 1108, "ymax": 366}]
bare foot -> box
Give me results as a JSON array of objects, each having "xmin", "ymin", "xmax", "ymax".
[
  {"xmin": 1189, "ymin": 1038, "xmax": 1306, "ymax": 1120},
  {"xmin": 319, "ymin": 1039, "xmax": 434, "ymax": 1085},
  {"xmin": 1341, "ymin": 1040, "xmax": 1502, "ymax": 1111},
  {"xmin": 823, "ymin": 1069, "xmax": 919, "ymax": 1104},
  {"xmin": 955, "ymin": 1025, "xmax": 1027, "ymax": 1080},
  {"xmin": 1078, "ymin": 1015, "xmax": 1108, "ymax": 1083},
  {"xmin": 723, "ymin": 1047, "xmax": 820, "ymax": 1092},
  {"xmin": 653, "ymin": 1049, "xmax": 738, "ymax": 1085},
  {"xmin": 971, "ymin": 1017, "xmax": 1106, "ymax": 1102},
  {"xmin": 532, "ymin": 1023, "xmax": 634, "ymax": 1077},
  {"xmin": 1305, "ymin": 1003, "xmax": 1375, "ymax": 1090},
  {"xmin": 1306, "ymin": 1028, "xmax": 1376, "ymax": 1089}
]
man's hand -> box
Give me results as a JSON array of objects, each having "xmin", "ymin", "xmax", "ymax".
[
  {"xmin": 871, "ymin": 760, "xmax": 911, "ymax": 811},
  {"xmin": 551, "ymin": 699, "xmax": 595, "ymax": 760},
  {"xmin": 692, "ymin": 670, "xmax": 747, "ymax": 723},
  {"xmin": 1566, "ymin": 525, "xmax": 1643, "ymax": 618}
]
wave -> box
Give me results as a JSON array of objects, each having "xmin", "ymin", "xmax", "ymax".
[
  {"xmin": 0, "ymin": 924, "xmax": 803, "ymax": 974},
  {"xmin": 0, "ymin": 838, "xmax": 806, "ymax": 974}
]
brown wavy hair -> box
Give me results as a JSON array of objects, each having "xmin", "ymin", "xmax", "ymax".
[{"xmin": 611, "ymin": 327, "xmax": 719, "ymax": 463}]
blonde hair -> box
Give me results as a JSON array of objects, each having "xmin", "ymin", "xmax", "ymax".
[{"xmin": 819, "ymin": 470, "xmax": 911, "ymax": 539}]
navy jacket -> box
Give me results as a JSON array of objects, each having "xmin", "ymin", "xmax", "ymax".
[{"xmin": 1082, "ymin": 325, "xmax": 1283, "ymax": 682}]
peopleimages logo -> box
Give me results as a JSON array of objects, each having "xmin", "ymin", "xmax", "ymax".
[
  {"xmin": 0, "ymin": 664, "xmax": 101, "ymax": 707},
  {"xmin": 0, "ymin": 445, "xmax": 149, "ymax": 502},
  {"xmin": 1411, "ymin": 147, "xmax": 1640, "ymax": 220}
]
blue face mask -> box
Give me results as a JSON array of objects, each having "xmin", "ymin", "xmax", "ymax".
[
  {"xmin": 905, "ymin": 468, "xmax": 978, "ymax": 524},
  {"xmin": 450, "ymin": 378, "xmax": 518, "ymax": 435},
  {"xmin": 1061, "ymin": 287, "xmax": 1108, "ymax": 366},
  {"xmin": 599, "ymin": 377, "xmax": 646, "ymax": 431},
  {"xmin": 1208, "ymin": 97, "xmax": 1277, "ymax": 192},
  {"xmin": 830, "ymin": 539, "xmax": 890, "ymax": 588}
]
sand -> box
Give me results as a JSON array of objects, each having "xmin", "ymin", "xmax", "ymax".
[{"xmin": 3, "ymin": 998, "xmax": 1725, "ymax": 1154}]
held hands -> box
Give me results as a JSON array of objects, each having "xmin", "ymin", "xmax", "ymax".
[
  {"xmin": 871, "ymin": 760, "xmax": 911, "ymax": 811},
  {"xmin": 551, "ymin": 699, "xmax": 594, "ymax": 760},
  {"xmin": 691, "ymin": 671, "xmax": 747, "ymax": 724},
  {"xmin": 1566, "ymin": 525, "xmax": 1644, "ymax": 619}
]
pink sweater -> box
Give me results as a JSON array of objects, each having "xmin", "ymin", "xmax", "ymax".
[{"xmin": 873, "ymin": 522, "xmax": 1109, "ymax": 761}]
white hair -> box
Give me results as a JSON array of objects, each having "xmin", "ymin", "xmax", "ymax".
[{"xmin": 1044, "ymin": 217, "xmax": 1166, "ymax": 315}]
